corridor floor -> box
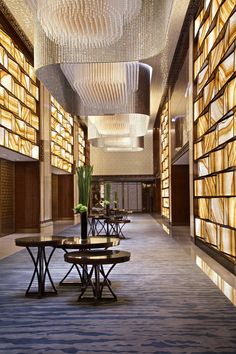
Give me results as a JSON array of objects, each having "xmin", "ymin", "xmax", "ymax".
[{"xmin": 0, "ymin": 214, "xmax": 235, "ymax": 354}]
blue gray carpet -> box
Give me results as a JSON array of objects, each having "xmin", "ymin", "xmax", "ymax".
[{"xmin": 0, "ymin": 214, "xmax": 236, "ymax": 354}]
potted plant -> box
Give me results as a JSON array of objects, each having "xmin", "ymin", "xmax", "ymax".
[
  {"xmin": 114, "ymin": 191, "xmax": 119, "ymax": 209},
  {"xmin": 104, "ymin": 182, "xmax": 111, "ymax": 216},
  {"xmin": 75, "ymin": 165, "xmax": 93, "ymax": 239}
]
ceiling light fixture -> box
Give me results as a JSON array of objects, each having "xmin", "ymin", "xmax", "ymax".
[
  {"xmin": 90, "ymin": 136, "xmax": 144, "ymax": 152},
  {"xmin": 31, "ymin": 0, "xmax": 172, "ymax": 67},
  {"xmin": 61, "ymin": 62, "xmax": 139, "ymax": 114},
  {"xmin": 88, "ymin": 114, "xmax": 149, "ymax": 139},
  {"xmin": 36, "ymin": 0, "xmax": 142, "ymax": 49}
]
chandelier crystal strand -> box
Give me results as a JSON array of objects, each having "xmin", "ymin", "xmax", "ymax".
[
  {"xmin": 33, "ymin": 0, "xmax": 172, "ymax": 66},
  {"xmin": 90, "ymin": 136, "xmax": 144, "ymax": 152},
  {"xmin": 60, "ymin": 62, "xmax": 139, "ymax": 113},
  {"xmin": 87, "ymin": 114, "xmax": 149, "ymax": 139},
  {"xmin": 36, "ymin": 0, "xmax": 142, "ymax": 49}
]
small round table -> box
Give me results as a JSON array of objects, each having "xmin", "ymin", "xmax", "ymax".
[
  {"xmin": 15, "ymin": 236, "xmax": 65, "ymax": 297},
  {"xmin": 64, "ymin": 250, "xmax": 131, "ymax": 301},
  {"xmin": 55, "ymin": 236, "xmax": 120, "ymax": 285}
]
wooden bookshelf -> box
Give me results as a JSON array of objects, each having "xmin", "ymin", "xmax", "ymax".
[
  {"xmin": 0, "ymin": 28, "xmax": 39, "ymax": 159},
  {"xmin": 51, "ymin": 96, "xmax": 73, "ymax": 173},
  {"xmin": 193, "ymin": 0, "xmax": 236, "ymax": 261},
  {"xmin": 160, "ymin": 102, "xmax": 170, "ymax": 220}
]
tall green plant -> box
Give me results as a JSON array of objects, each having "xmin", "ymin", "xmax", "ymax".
[
  {"xmin": 104, "ymin": 183, "xmax": 111, "ymax": 203},
  {"xmin": 77, "ymin": 165, "xmax": 93, "ymax": 208}
]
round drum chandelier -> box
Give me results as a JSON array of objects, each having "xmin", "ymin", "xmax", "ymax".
[
  {"xmin": 37, "ymin": 0, "xmax": 142, "ymax": 49},
  {"xmin": 60, "ymin": 62, "xmax": 139, "ymax": 114},
  {"xmin": 31, "ymin": 0, "xmax": 173, "ymax": 68},
  {"xmin": 90, "ymin": 136, "xmax": 144, "ymax": 152},
  {"xmin": 88, "ymin": 114, "xmax": 149, "ymax": 140}
]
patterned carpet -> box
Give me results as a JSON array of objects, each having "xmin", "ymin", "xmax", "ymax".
[{"xmin": 0, "ymin": 214, "xmax": 236, "ymax": 354}]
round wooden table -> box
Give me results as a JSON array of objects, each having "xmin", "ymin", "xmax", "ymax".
[
  {"xmin": 55, "ymin": 236, "xmax": 120, "ymax": 285},
  {"xmin": 64, "ymin": 250, "xmax": 131, "ymax": 301},
  {"xmin": 15, "ymin": 236, "xmax": 65, "ymax": 297}
]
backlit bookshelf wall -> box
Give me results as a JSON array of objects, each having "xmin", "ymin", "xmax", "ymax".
[
  {"xmin": 78, "ymin": 126, "xmax": 85, "ymax": 167},
  {"xmin": 0, "ymin": 28, "xmax": 39, "ymax": 159},
  {"xmin": 51, "ymin": 96, "xmax": 73, "ymax": 173},
  {"xmin": 160, "ymin": 102, "xmax": 170, "ymax": 219},
  {"xmin": 193, "ymin": 0, "xmax": 236, "ymax": 261}
]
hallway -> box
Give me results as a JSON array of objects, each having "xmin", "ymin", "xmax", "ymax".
[{"xmin": 0, "ymin": 214, "xmax": 235, "ymax": 354}]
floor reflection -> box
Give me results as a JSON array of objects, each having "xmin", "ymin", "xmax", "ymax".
[
  {"xmin": 196, "ymin": 255, "xmax": 236, "ymax": 306},
  {"xmin": 153, "ymin": 213, "xmax": 236, "ymax": 307}
]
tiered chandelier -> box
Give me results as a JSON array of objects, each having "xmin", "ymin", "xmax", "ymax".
[
  {"xmin": 61, "ymin": 62, "xmax": 139, "ymax": 114},
  {"xmin": 88, "ymin": 114, "xmax": 149, "ymax": 139},
  {"xmin": 37, "ymin": 0, "xmax": 142, "ymax": 49},
  {"xmin": 27, "ymin": 0, "xmax": 172, "ymax": 151},
  {"xmin": 91, "ymin": 136, "xmax": 144, "ymax": 152}
]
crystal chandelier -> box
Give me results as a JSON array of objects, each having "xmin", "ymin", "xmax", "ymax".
[
  {"xmin": 36, "ymin": 0, "xmax": 142, "ymax": 49},
  {"xmin": 32, "ymin": 0, "xmax": 173, "ymax": 67},
  {"xmin": 88, "ymin": 114, "xmax": 149, "ymax": 140},
  {"xmin": 60, "ymin": 62, "xmax": 139, "ymax": 114},
  {"xmin": 91, "ymin": 136, "xmax": 144, "ymax": 152}
]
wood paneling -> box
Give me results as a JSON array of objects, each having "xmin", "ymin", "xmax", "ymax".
[
  {"xmin": 0, "ymin": 158, "xmax": 15, "ymax": 236},
  {"xmin": 15, "ymin": 162, "xmax": 40, "ymax": 232},
  {"xmin": 57, "ymin": 175, "xmax": 74, "ymax": 219},
  {"xmin": 153, "ymin": 179, "xmax": 161, "ymax": 213},
  {"xmin": 171, "ymin": 165, "xmax": 190, "ymax": 225},
  {"xmin": 52, "ymin": 174, "xmax": 59, "ymax": 220}
]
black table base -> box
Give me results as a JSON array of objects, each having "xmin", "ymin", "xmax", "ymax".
[{"xmin": 25, "ymin": 246, "xmax": 57, "ymax": 298}]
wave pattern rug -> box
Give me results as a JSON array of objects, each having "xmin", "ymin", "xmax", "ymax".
[{"xmin": 0, "ymin": 214, "xmax": 236, "ymax": 354}]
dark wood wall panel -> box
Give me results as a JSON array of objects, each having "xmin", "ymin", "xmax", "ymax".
[
  {"xmin": 57, "ymin": 175, "xmax": 74, "ymax": 219},
  {"xmin": 153, "ymin": 179, "xmax": 161, "ymax": 213},
  {"xmin": 0, "ymin": 159, "xmax": 15, "ymax": 236},
  {"xmin": 52, "ymin": 174, "xmax": 59, "ymax": 220},
  {"xmin": 15, "ymin": 162, "xmax": 40, "ymax": 232},
  {"xmin": 171, "ymin": 165, "xmax": 190, "ymax": 225}
]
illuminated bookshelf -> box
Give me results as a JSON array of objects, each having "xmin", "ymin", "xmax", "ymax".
[
  {"xmin": 160, "ymin": 102, "xmax": 170, "ymax": 219},
  {"xmin": 78, "ymin": 126, "xmax": 85, "ymax": 167},
  {"xmin": 0, "ymin": 28, "xmax": 39, "ymax": 159},
  {"xmin": 193, "ymin": 0, "xmax": 236, "ymax": 261},
  {"xmin": 51, "ymin": 96, "xmax": 73, "ymax": 173}
]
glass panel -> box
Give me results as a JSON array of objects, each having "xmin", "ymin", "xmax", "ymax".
[
  {"xmin": 205, "ymin": 175, "xmax": 217, "ymax": 196},
  {"xmin": 226, "ymin": 78, "xmax": 236, "ymax": 112},
  {"xmin": 209, "ymin": 95, "xmax": 224, "ymax": 126},
  {"xmin": 198, "ymin": 157, "xmax": 209, "ymax": 176},
  {"xmin": 210, "ymin": 197, "xmax": 224, "ymax": 224},
  {"xmin": 228, "ymin": 198, "xmax": 236, "ymax": 228},
  {"xmin": 224, "ymin": 140, "xmax": 236, "ymax": 169},
  {"xmin": 218, "ymin": 52, "xmax": 234, "ymax": 90},
  {"xmin": 0, "ymin": 126, "xmax": 4, "ymax": 145},
  {"xmin": 0, "ymin": 109, "xmax": 12, "ymax": 129},
  {"xmin": 218, "ymin": 226, "xmax": 236, "ymax": 257},
  {"xmin": 210, "ymin": 148, "xmax": 224, "ymax": 173},
  {"xmin": 195, "ymin": 217, "xmax": 202, "ymax": 237},
  {"xmin": 195, "ymin": 179, "xmax": 204, "ymax": 196},
  {"xmin": 197, "ymin": 66, "xmax": 209, "ymax": 94},
  {"xmin": 194, "ymin": 140, "xmax": 204, "ymax": 159},
  {"xmin": 205, "ymin": 221, "xmax": 217, "ymax": 245},
  {"xmin": 15, "ymin": 119, "xmax": 26, "ymax": 137},
  {"xmin": 209, "ymin": 39, "xmax": 224, "ymax": 73},
  {"xmin": 204, "ymin": 130, "xmax": 216, "ymax": 153},
  {"xmin": 198, "ymin": 198, "xmax": 209, "ymax": 219},
  {"xmin": 218, "ymin": 116, "xmax": 234, "ymax": 145}
]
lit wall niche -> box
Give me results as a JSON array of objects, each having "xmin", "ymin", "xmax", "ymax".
[
  {"xmin": 0, "ymin": 29, "xmax": 39, "ymax": 159},
  {"xmin": 78, "ymin": 126, "xmax": 85, "ymax": 167},
  {"xmin": 160, "ymin": 102, "xmax": 170, "ymax": 219},
  {"xmin": 51, "ymin": 96, "xmax": 73, "ymax": 173},
  {"xmin": 194, "ymin": 0, "xmax": 236, "ymax": 260}
]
